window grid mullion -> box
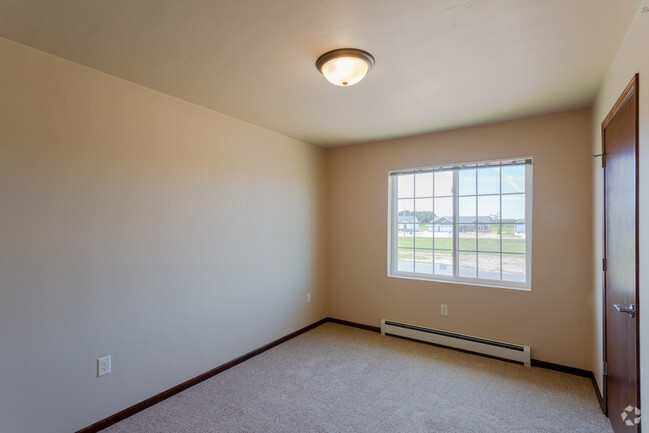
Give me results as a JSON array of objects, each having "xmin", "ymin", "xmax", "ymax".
[
  {"xmin": 392, "ymin": 176, "xmax": 398, "ymax": 275},
  {"xmin": 474, "ymin": 170, "xmax": 478, "ymax": 278},
  {"xmin": 452, "ymin": 170, "xmax": 459, "ymax": 278},
  {"xmin": 431, "ymin": 174, "xmax": 435, "ymax": 274},
  {"xmin": 499, "ymin": 168, "xmax": 503, "ymax": 281},
  {"xmin": 391, "ymin": 177, "xmax": 394, "ymax": 274},
  {"xmin": 412, "ymin": 177, "xmax": 417, "ymax": 256},
  {"xmin": 396, "ymin": 177, "xmax": 400, "ymax": 275}
]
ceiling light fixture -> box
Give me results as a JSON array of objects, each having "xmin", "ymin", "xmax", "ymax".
[{"xmin": 316, "ymin": 48, "xmax": 375, "ymax": 87}]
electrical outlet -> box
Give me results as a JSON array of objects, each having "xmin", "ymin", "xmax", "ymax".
[
  {"xmin": 97, "ymin": 355, "xmax": 111, "ymax": 377},
  {"xmin": 441, "ymin": 304, "xmax": 448, "ymax": 316},
  {"xmin": 307, "ymin": 292, "xmax": 311, "ymax": 304}
]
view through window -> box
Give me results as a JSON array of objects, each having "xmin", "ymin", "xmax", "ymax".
[{"xmin": 388, "ymin": 158, "xmax": 532, "ymax": 289}]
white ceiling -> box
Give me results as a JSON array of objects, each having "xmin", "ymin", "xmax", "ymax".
[{"xmin": 0, "ymin": 0, "xmax": 641, "ymax": 147}]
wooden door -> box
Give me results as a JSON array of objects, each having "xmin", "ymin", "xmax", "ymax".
[{"xmin": 603, "ymin": 74, "xmax": 639, "ymax": 432}]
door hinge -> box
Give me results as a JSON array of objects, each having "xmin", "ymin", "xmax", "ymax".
[
  {"xmin": 603, "ymin": 258, "xmax": 607, "ymax": 272},
  {"xmin": 602, "ymin": 154, "xmax": 607, "ymax": 168},
  {"xmin": 603, "ymin": 361, "xmax": 608, "ymax": 376}
]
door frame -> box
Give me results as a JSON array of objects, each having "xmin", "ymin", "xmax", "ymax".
[{"xmin": 601, "ymin": 73, "xmax": 640, "ymax": 418}]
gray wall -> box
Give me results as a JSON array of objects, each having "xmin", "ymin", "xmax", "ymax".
[{"xmin": 0, "ymin": 37, "xmax": 326, "ymax": 433}]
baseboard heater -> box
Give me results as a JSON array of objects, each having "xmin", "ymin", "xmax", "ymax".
[{"xmin": 381, "ymin": 319, "xmax": 530, "ymax": 367}]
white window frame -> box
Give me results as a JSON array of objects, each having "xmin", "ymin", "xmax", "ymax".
[{"xmin": 387, "ymin": 157, "xmax": 532, "ymax": 290}]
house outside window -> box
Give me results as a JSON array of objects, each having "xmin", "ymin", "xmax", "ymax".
[
  {"xmin": 397, "ymin": 215, "xmax": 418, "ymax": 232},
  {"xmin": 388, "ymin": 158, "xmax": 532, "ymax": 290}
]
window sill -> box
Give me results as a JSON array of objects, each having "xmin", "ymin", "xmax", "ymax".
[{"xmin": 388, "ymin": 272, "xmax": 531, "ymax": 292}]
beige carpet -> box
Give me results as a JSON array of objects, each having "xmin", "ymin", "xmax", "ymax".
[{"xmin": 101, "ymin": 323, "xmax": 613, "ymax": 432}]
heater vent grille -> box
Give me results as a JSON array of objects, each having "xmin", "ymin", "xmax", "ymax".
[{"xmin": 381, "ymin": 319, "xmax": 530, "ymax": 366}]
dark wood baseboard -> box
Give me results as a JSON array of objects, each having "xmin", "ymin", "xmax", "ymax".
[
  {"xmin": 325, "ymin": 317, "xmax": 381, "ymax": 333},
  {"xmin": 326, "ymin": 320, "xmax": 602, "ymax": 379},
  {"xmin": 76, "ymin": 317, "xmax": 329, "ymax": 433},
  {"xmin": 592, "ymin": 374, "xmax": 605, "ymax": 412},
  {"xmin": 530, "ymin": 359, "xmax": 605, "ymax": 414},
  {"xmin": 530, "ymin": 359, "xmax": 592, "ymax": 377},
  {"xmin": 77, "ymin": 316, "xmax": 607, "ymax": 431},
  {"xmin": 327, "ymin": 318, "xmax": 607, "ymax": 415}
]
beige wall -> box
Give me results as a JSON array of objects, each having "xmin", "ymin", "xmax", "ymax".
[
  {"xmin": 4, "ymin": 10, "xmax": 645, "ymax": 431},
  {"xmin": 0, "ymin": 37, "xmax": 326, "ymax": 433},
  {"xmin": 592, "ymin": 4, "xmax": 649, "ymax": 397},
  {"xmin": 326, "ymin": 109, "xmax": 594, "ymax": 369}
]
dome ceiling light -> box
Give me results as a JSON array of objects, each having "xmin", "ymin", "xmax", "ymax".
[{"xmin": 316, "ymin": 48, "xmax": 375, "ymax": 87}]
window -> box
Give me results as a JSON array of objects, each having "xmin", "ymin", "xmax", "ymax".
[{"xmin": 388, "ymin": 158, "xmax": 532, "ymax": 289}]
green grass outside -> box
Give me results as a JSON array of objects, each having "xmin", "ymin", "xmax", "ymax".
[
  {"xmin": 396, "ymin": 249, "xmax": 525, "ymax": 273},
  {"xmin": 417, "ymin": 224, "xmax": 518, "ymax": 234},
  {"xmin": 398, "ymin": 236, "xmax": 525, "ymax": 253}
]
